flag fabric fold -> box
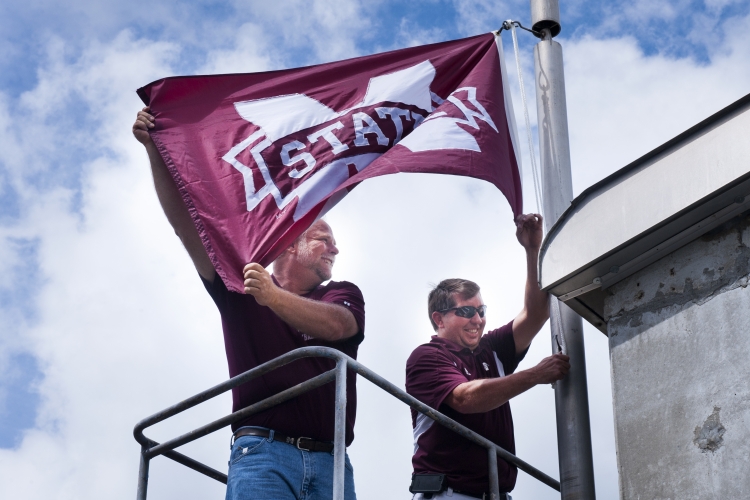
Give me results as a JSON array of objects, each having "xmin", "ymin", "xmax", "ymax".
[{"xmin": 138, "ymin": 33, "xmax": 522, "ymax": 292}]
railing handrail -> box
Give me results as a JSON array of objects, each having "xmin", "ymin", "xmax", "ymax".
[{"xmin": 134, "ymin": 346, "xmax": 560, "ymax": 500}]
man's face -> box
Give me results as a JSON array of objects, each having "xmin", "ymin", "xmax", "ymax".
[
  {"xmin": 295, "ymin": 220, "xmax": 339, "ymax": 282},
  {"xmin": 433, "ymin": 293, "xmax": 486, "ymax": 350}
]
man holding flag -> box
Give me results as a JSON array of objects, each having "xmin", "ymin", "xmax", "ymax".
[
  {"xmin": 133, "ymin": 31, "xmax": 528, "ymax": 499},
  {"xmin": 405, "ymin": 214, "xmax": 570, "ymax": 499},
  {"xmin": 133, "ymin": 109, "xmax": 365, "ymax": 499}
]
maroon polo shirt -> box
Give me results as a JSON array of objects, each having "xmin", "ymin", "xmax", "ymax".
[
  {"xmin": 202, "ymin": 274, "xmax": 365, "ymax": 446},
  {"xmin": 405, "ymin": 321, "xmax": 526, "ymax": 495}
]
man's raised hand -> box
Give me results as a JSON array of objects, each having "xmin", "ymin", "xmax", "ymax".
[
  {"xmin": 515, "ymin": 213, "xmax": 544, "ymax": 251},
  {"xmin": 530, "ymin": 353, "xmax": 570, "ymax": 384},
  {"xmin": 132, "ymin": 107, "xmax": 155, "ymax": 146},
  {"xmin": 243, "ymin": 263, "xmax": 281, "ymax": 307}
]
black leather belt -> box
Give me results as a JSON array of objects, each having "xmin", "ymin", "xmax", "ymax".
[
  {"xmin": 232, "ymin": 427, "xmax": 334, "ymax": 453},
  {"xmin": 453, "ymin": 491, "xmax": 511, "ymax": 500}
]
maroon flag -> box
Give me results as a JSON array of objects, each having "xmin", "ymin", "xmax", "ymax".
[{"xmin": 138, "ymin": 33, "xmax": 522, "ymax": 292}]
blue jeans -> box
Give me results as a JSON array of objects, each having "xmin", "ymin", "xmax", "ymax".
[{"xmin": 226, "ymin": 428, "xmax": 357, "ymax": 500}]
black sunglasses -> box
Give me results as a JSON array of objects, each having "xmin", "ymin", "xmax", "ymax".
[{"xmin": 439, "ymin": 305, "xmax": 487, "ymax": 318}]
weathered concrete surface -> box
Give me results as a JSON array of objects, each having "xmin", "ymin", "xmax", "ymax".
[{"xmin": 605, "ymin": 214, "xmax": 750, "ymax": 499}]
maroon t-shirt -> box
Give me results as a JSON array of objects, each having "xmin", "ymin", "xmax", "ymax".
[
  {"xmin": 405, "ymin": 322, "xmax": 526, "ymax": 495},
  {"xmin": 202, "ymin": 275, "xmax": 365, "ymax": 446}
]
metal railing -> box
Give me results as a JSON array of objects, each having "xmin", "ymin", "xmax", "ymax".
[{"xmin": 133, "ymin": 346, "xmax": 560, "ymax": 500}]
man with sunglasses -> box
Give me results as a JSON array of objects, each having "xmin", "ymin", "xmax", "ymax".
[{"xmin": 405, "ymin": 213, "xmax": 570, "ymax": 500}]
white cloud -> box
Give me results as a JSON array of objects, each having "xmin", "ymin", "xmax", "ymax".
[
  {"xmin": 1, "ymin": 3, "xmax": 749, "ymax": 500},
  {"xmin": 0, "ymin": 29, "xmax": 231, "ymax": 499},
  {"xmin": 394, "ymin": 18, "xmax": 448, "ymax": 49},
  {"xmin": 564, "ymin": 14, "xmax": 750, "ymax": 194},
  {"xmin": 451, "ymin": 0, "xmax": 519, "ymax": 37},
  {"xmin": 621, "ymin": 0, "xmax": 682, "ymax": 23},
  {"xmin": 235, "ymin": 0, "xmax": 375, "ymax": 63},
  {"xmin": 200, "ymin": 23, "xmax": 277, "ymax": 74},
  {"xmin": 704, "ymin": 0, "xmax": 745, "ymax": 10}
]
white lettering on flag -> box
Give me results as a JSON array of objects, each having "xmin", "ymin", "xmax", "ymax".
[
  {"xmin": 353, "ymin": 112, "xmax": 389, "ymax": 147},
  {"xmin": 399, "ymin": 87, "xmax": 497, "ymax": 153},
  {"xmin": 280, "ymin": 140, "xmax": 316, "ymax": 178},
  {"xmin": 222, "ymin": 61, "xmax": 498, "ymax": 220}
]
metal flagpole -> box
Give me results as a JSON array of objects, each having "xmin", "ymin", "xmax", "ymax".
[{"xmin": 529, "ymin": 0, "xmax": 596, "ymax": 498}]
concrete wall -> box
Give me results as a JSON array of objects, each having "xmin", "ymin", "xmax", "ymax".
[{"xmin": 604, "ymin": 213, "xmax": 750, "ymax": 499}]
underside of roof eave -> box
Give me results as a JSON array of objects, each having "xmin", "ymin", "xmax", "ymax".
[{"xmin": 541, "ymin": 177, "xmax": 750, "ymax": 333}]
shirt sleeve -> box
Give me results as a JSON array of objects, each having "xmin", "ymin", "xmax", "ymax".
[
  {"xmin": 201, "ymin": 273, "xmax": 229, "ymax": 313},
  {"xmin": 405, "ymin": 345, "xmax": 468, "ymax": 411},
  {"xmin": 485, "ymin": 320, "xmax": 528, "ymax": 375},
  {"xmin": 319, "ymin": 281, "xmax": 366, "ymax": 345}
]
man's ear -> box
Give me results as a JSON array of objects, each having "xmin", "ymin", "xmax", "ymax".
[
  {"xmin": 274, "ymin": 242, "xmax": 297, "ymax": 264},
  {"xmin": 431, "ymin": 311, "xmax": 444, "ymax": 329}
]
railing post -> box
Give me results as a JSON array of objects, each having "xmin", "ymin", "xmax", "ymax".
[
  {"xmin": 488, "ymin": 448, "xmax": 500, "ymax": 500},
  {"xmin": 332, "ymin": 359, "xmax": 347, "ymax": 500},
  {"xmin": 136, "ymin": 446, "xmax": 150, "ymax": 500}
]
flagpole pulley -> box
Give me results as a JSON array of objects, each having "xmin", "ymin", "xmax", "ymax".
[{"xmin": 531, "ymin": 0, "xmax": 561, "ymax": 37}]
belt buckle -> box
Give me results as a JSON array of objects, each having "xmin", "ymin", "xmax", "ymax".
[{"xmin": 296, "ymin": 437, "xmax": 313, "ymax": 451}]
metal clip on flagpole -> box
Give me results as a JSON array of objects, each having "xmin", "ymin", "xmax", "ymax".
[
  {"xmin": 528, "ymin": 0, "xmax": 597, "ymax": 498},
  {"xmin": 500, "ymin": 19, "xmax": 541, "ymax": 37}
]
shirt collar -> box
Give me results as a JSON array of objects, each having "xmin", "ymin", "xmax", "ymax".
[
  {"xmin": 430, "ymin": 335, "xmax": 487, "ymax": 355},
  {"xmin": 270, "ymin": 274, "xmax": 322, "ymax": 297}
]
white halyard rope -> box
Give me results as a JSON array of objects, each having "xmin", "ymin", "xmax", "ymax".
[{"xmin": 509, "ymin": 21, "xmax": 544, "ymax": 216}]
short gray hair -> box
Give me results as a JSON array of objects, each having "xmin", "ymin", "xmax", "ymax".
[{"xmin": 427, "ymin": 279, "xmax": 481, "ymax": 331}]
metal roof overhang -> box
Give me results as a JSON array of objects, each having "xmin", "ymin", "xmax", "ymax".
[{"xmin": 539, "ymin": 92, "xmax": 750, "ymax": 334}]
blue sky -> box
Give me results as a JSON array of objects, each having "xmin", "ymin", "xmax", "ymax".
[
  {"xmin": 3, "ymin": 0, "xmax": 748, "ymax": 96},
  {"xmin": 1, "ymin": 1, "xmax": 749, "ymax": 499}
]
